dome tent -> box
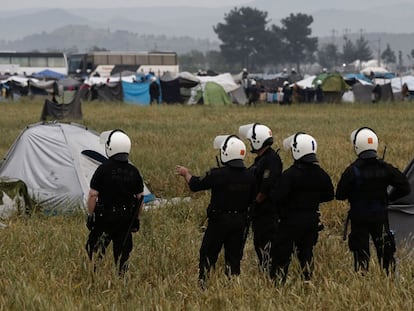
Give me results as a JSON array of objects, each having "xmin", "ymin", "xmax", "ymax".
[
  {"xmin": 313, "ymin": 73, "xmax": 349, "ymax": 102},
  {"xmin": 0, "ymin": 122, "xmax": 155, "ymax": 215}
]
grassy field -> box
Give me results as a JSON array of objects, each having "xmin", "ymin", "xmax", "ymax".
[{"xmin": 1, "ymin": 99, "xmax": 414, "ymax": 310}]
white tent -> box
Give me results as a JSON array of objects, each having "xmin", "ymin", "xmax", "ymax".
[
  {"xmin": 0, "ymin": 122, "xmax": 154, "ymax": 215},
  {"xmin": 390, "ymin": 75, "xmax": 414, "ymax": 93},
  {"xmin": 197, "ymin": 73, "xmax": 240, "ymax": 93},
  {"xmin": 295, "ymin": 75, "xmax": 316, "ymax": 89}
]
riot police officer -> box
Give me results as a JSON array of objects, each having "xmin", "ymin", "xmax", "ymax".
[
  {"xmin": 176, "ymin": 135, "xmax": 256, "ymax": 289},
  {"xmin": 239, "ymin": 123, "xmax": 283, "ymax": 273},
  {"xmin": 85, "ymin": 129, "xmax": 144, "ymax": 275},
  {"xmin": 270, "ymin": 132, "xmax": 334, "ymax": 283},
  {"xmin": 336, "ymin": 127, "xmax": 410, "ymax": 274}
]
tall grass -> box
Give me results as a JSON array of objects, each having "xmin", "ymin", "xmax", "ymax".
[{"xmin": 1, "ymin": 99, "xmax": 414, "ymax": 310}]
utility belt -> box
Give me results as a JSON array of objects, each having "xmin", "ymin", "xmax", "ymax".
[
  {"xmin": 96, "ymin": 202, "xmax": 135, "ymax": 216},
  {"xmin": 207, "ymin": 207, "xmax": 247, "ymax": 218}
]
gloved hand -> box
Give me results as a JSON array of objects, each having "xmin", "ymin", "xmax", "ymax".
[
  {"xmin": 131, "ymin": 218, "xmax": 140, "ymax": 233},
  {"xmin": 86, "ymin": 213, "xmax": 95, "ymax": 231}
]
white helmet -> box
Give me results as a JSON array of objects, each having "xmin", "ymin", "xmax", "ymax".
[
  {"xmin": 102, "ymin": 129, "xmax": 131, "ymax": 158},
  {"xmin": 214, "ymin": 135, "xmax": 246, "ymax": 167},
  {"xmin": 351, "ymin": 127, "xmax": 378, "ymax": 156},
  {"xmin": 239, "ymin": 123, "xmax": 273, "ymax": 153},
  {"xmin": 283, "ymin": 132, "xmax": 317, "ymax": 161}
]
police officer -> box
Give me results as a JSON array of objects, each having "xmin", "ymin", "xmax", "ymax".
[
  {"xmin": 85, "ymin": 129, "xmax": 144, "ymax": 275},
  {"xmin": 239, "ymin": 123, "xmax": 283, "ymax": 273},
  {"xmin": 336, "ymin": 127, "xmax": 410, "ymax": 274},
  {"xmin": 175, "ymin": 135, "xmax": 256, "ymax": 289},
  {"xmin": 270, "ymin": 132, "xmax": 334, "ymax": 283},
  {"xmin": 149, "ymin": 76, "xmax": 160, "ymax": 104}
]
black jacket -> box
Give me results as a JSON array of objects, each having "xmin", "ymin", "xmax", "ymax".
[
  {"xmin": 189, "ymin": 165, "xmax": 256, "ymax": 215},
  {"xmin": 274, "ymin": 161, "xmax": 334, "ymax": 223},
  {"xmin": 249, "ymin": 147, "xmax": 283, "ymax": 217},
  {"xmin": 336, "ymin": 157, "xmax": 410, "ymax": 219}
]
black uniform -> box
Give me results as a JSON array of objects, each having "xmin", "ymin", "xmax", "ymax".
[
  {"xmin": 336, "ymin": 154, "xmax": 410, "ymax": 273},
  {"xmin": 85, "ymin": 157, "xmax": 144, "ymax": 274},
  {"xmin": 149, "ymin": 81, "xmax": 160, "ymax": 104},
  {"xmin": 248, "ymin": 84, "xmax": 260, "ymax": 105},
  {"xmin": 270, "ymin": 160, "xmax": 334, "ymax": 282},
  {"xmin": 315, "ymin": 85, "xmax": 324, "ymax": 103},
  {"xmin": 249, "ymin": 147, "xmax": 283, "ymax": 271},
  {"xmin": 188, "ymin": 165, "xmax": 256, "ymax": 282},
  {"xmin": 282, "ymin": 85, "xmax": 292, "ymax": 105}
]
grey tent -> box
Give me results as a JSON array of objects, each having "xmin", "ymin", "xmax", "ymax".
[
  {"xmin": 0, "ymin": 122, "xmax": 155, "ymax": 215},
  {"xmin": 388, "ymin": 159, "xmax": 414, "ymax": 249}
]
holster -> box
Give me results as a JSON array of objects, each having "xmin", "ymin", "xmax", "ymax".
[{"xmin": 383, "ymin": 230, "xmax": 396, "ymax": 256}]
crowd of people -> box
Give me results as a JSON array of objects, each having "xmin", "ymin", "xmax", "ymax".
[
  {"xmin": 241, "ymin": 68, "xmax": 324, "ymax": 105},
  {"xmin": 84, "ymin": 123, "xmax": 410, "ymax": 289}
]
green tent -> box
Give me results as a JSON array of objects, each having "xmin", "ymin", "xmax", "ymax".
[
  {"xmin": 313, "ymin": 73, "xmax": 349, "ymax": 92},
  {"xmin": 313, "ymin": 73, "xmax": 349, "ymax": 102},
  {"xmin": 203, "ymin": 81, "xmax": 232, "ymax": 106},
  {"xmin": 0, "ymin": 178, "xmax": 34, "ymax": 223}
]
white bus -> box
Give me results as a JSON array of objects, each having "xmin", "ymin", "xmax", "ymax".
[
  {"xmin": 0, "ymin": 52, "xmax": 68, "ymax": 76},
  {"xmin": 68, "ymin": 51, "xmax": 179, "ymax": 77}
]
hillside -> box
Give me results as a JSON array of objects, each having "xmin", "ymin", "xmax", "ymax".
[{"xmin": 0, "ymin": 4, "xmax": 413, "ymax": 57}]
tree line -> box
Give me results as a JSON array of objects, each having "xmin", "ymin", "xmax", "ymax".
[{"xmin": 179, "ymin": 7, "xmax": 414, "ymax": 74}]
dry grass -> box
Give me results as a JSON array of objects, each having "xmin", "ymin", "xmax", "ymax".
[{"xmin": 1, "ymin": 99, "xmax": 414, "ymax": 310}]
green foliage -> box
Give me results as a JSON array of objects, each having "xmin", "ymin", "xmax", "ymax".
[
  {"xmin": 281, "ymin": 13, "xmax": 318, "ymax": 69},
  {"xmin": 1, "ymin": 100, "xmax": 414, "ymax": 310},
  {"xmin": 341, "ymin": 35, "xmax": 373, "ymax": 64},
  {"xmin": 178, "ymin": 50, "xmax": 206, "ymax": 72},
  {"xmin": 382, "ymin": 44, "xmax": 397, "ymax": 64},
  {"xmin": 354, "ymin": 35, "xmax": 373, "ymax": 61},
  {"xmin": 318, "ymin": 43, "xmax": 340, "ymax": 70},
  {"xmin": 342, "ymin": 36, "xmax": 356, "ymax": 64},
  {"xmin": 214, "ymin": 7, "xmax": 272, "ymax": 70}
]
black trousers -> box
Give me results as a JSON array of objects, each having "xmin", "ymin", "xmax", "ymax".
[
  {"xmin": 348, "ymin": 218, "xmax": 395, "ymax": 273},
  {"xmin": 270, "ymin": 221, "xmax": 318, "ymax": 282},
  {"xmin": 86, "ymin": 220, "xmax": 133, "ymax": 274},
  {"xmin": 199, "ymin": 213, "xmax": 247, "ymax": 281},
  {"xmin": 251, "ymin": 215, "xmax": 279, "ymax": 272}
]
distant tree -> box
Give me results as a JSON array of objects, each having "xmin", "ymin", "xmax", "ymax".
[
  {"xmin": 213, "ymin": 7, "xmax": 271, "ymax": 70},
  {"xmin": 64, "ymin": 46, "xmax": 79, "ymax": 55},
  {"xmin": 341, "ymin": 36, "xmax": 356, "ymax": 64},
  {"xmin": 89, "ymin": 46, "xmax": 109, "ymax": 52},
  {"xmin": 318, "ymin": 43, "xmax": 339, "ymax": 70},
  {"xmin": 204, "ymin": 50, "xmax": 234, "ymax": 72},
  {"xmin": 354, "ymin": 35, "xmax": 372, "ymax": 61},
  {"xmin": 381, "ymin": 43, "xmax": 396, "ymax": 64},
  {"xmin": 398, "ymin": 50, "xmax": 404, "ymax": 71},
  {"xmin": 411, "ymin": 49, "xmax": 414, "ymax": 59},
  {"xmin": 178, "ymin": 50, "xmax": 206, "ymax": 72},
  {"xmin": 266, "ymin": 24, "xmax": 285, "ymax": 66},
  {"xmin": 280, "ymin": 13, "xmax": 318, "ymax": 72}
]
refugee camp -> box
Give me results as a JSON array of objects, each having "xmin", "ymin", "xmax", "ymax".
[{"xmin": 1, "ymin": 1, "xmax": 414, "ymax": 310}]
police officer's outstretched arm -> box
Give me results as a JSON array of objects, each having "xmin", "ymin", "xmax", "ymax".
[{"xmin": 176, "ymin": 165, "xmax": 192, "ymax": 183}]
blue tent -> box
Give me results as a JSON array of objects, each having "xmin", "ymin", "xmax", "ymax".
[
  {"xmin": 122, "ymin": 81, "xmax": 150, "ymax": 105},
  {"xmin": 32, "ymin": 69, "xmax": 66, "ymax": 80},
  {"xmin": 343, "ymin": 73, "xmax": 373, "ymax": 85}
]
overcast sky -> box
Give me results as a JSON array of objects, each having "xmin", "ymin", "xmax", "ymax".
[
  {"xmin": 4, "ymin": 0, "xmax": 253, "ymax": 10},
  {"xmin": 3, "ymin": 0, "xmax": 403, "ymax": 12}
]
